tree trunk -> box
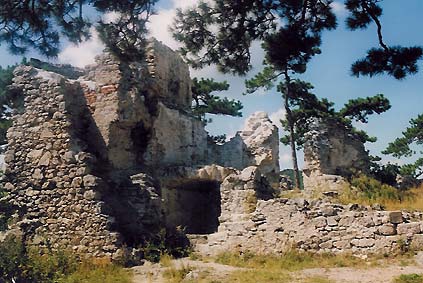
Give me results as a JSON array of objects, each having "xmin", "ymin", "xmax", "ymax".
[{"xmin": 284, "ymin": 72, "xmax": 301, "ymax": 189}]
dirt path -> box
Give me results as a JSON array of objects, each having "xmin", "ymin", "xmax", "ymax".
[
  {"xmin": 131, "ymin": 253, "xmax": 423, "ymax": 283},
  {"xmin": 296, "ymin": 265, "xmax": 423, "ymax": 283},
  {"xmin": 131, "ymin": 258, "xmax": 243, "ymax": 283}
]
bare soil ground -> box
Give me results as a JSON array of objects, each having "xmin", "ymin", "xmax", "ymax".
[{"xmin": 131, "ymin": 253, "xmax": 423, "ymax": 283}]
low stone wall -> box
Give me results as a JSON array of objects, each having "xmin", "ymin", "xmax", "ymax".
[{"xmin": 195, "ymin": 194, "xmax": 423, "ymax": 255}]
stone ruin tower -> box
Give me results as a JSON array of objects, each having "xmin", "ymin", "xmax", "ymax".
[
  {"xmin": 2, "ymin": 39, "xmax": 280, "ymax": 259},
  {"xmin": 302, "ymin": 117, "xmax": 370, "ymax": 194}
]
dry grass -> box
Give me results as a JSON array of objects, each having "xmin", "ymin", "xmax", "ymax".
[
  {"xmin": 162, "ymin": 263, "xmax": 192, "ymax": 283},
  {"xmin": 302, "ymin": 276, "xmax": 336, "ymax": 283},
  {"xmin": 214, "ymin": 250, "xmax": 379, "ymax": 271},
  {"xmin": 244, "ymin": 191, "xmax": 258, "ymax": 213},
  {"xmin": 60, "ymin": 261, "xmax": 132, "ymax": 283},
  {"xmin": 338, "ymin": 179, "xmax": 423, "ymax": 211}
]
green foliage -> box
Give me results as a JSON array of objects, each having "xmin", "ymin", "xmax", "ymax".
[
  {"xmin": 60, "ymin": 262, "xmax": 132, "ymax": 283},
  {"xmin": 369, "ymin": 158, "xmax": 400, "ymax": 186},
  {"xmin": 0, "ymin": 235, "xmax": 78, "ymax": 283},
  {"xmin": 393, "ymin": 274, "xmax": 423, "ymax": 283},
  {"xmin": 192, "ymin": 78, "xmax": 242, "ymax": 124},
  {"xmin": 340, "ymin": 94, "xmax": 391, "ymax": 123},
  {"xmin": 141, "ymin": 228, "xmax": 191, "ymax": 263},
  {"xmin": 0, "ymin": 235, "xmax": 131, "ymax": 283},
  {"xmin": 0, "ymin": 0, "xmax": 157, "ymax": 60},
  {"xmin": 162, "ymin": 263, "xmax": 193, "ymax": 283},
  {"xmin": 384, "ymin": 114, "xmax": 423, "ymax": 179},
  {"xmin": 173, "ymin": 0, "xmax": 422, "ymax": 80},
  {"xmin": 207, "ymin": 134, "xmax": 227, "ymax": 145},
  {"xmin": 349, "ymin": 175, "xmax": 403, "ymax": 202},
  {"xmin": 345, "ymin": 0, "xmax": 423, "ymax": 79},
  {"xmin": 172, "ymin": 0, "xmax": 336, "ymax": 75},
  {"xmin": 215, "ymin": 250, "xmax": 367, "ymax": 271},
  {"xmin": 0, "ymin": 173, "xmax": 14, "ymax": 231},
  {"xmin": 351, "ymin": 46, "xmax": 423, "ymax": 80},
  {"xmin": 0, "ymin": 63, "xmax": 20, "ymax": 144}
]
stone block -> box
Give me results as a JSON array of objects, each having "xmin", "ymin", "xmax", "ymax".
[
  {"xmin": 377, "ymin": 224, "xmax": 396, "ymax": 236},
  {"xmin": 397, "ymin": 222, "xmax": 421, "ymax": 235},
  {"xmin": 389, "ymin": 211, "xmax": 403, "ymax": 224},
  {"xmin": 411, "ymin": 234, "xmax": 423, "ymax": 250}
]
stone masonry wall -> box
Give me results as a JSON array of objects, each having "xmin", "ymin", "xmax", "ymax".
[
  {"xmin": 196, "ymin": 192, "xmax": 423, "ymax": 256},
  {"xmin": 303, "ymin": 118, "xmax": 370, "ymax": 194},
  {"xmin": 3, "ymin": 66, "xmax": 122, "ymax": 258}
]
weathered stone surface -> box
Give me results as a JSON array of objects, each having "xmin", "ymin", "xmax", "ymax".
[
  {"xmin": 377, "ymin": 224, "xmax": 396, "ymax": 236},
  {"xmin": 208, "ymin": 111, "xmax": 280, "ymax": 186},
  {"xmin": 302, "ymin": 117, "xmax": 370, "ymax": 194},
  {"xmin": 389, "ymin": 211, "xmax": 403, "ymax": 224},
  {"xmin": 193, "ymin": 197, "xmax": 423, "ymax": 256},
  {"xmin": 397, "ymin": 222, "xmax": 421, "ymax": 235}
]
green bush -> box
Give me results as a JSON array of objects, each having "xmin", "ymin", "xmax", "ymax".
[
  {"xmin": 393, "ymin": 274, "xmax": 423, "ymax": 283},
  {"xmin": 141, "ymin": 228, "xmax": 191, "ymax": 263},
  {"xmin": 0, "ymin": 234, "xmax": 131, "ymax": 283},
  {"xmin": 0, "ymin": 179, "xmax": 14, "ymax": 231},
  {"xmin": 349, "ymin": 175, "xmax": 406, "ymax": 202},
  {"xmin": 0, "ymin": 234, "xmax": 78, "ymax": 282}
]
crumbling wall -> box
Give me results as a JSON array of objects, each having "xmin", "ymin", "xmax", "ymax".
[
  {"xmin": 1, "ymin": 39, "xmax": 206, "ymax": 259},
  {"xmin": 195, "ymin": 195, "xmax": 423, "ymax": 256},
  {"xmin": 209, "ymin": 112, "xmax": 280, "ymax": 185},
  {"xmin": 3, "ymin": 66, "xmax": 123, "ymax": 258},
  {"xmin": 303, "ymin": 118, "xmax": 370, "ymax": 194}
]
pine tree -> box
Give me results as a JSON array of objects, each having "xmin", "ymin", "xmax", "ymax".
[
  {"xmin": 173, "ymin": 0, "xmax": 337, "ymax": 188},
  {"xmin": 0, "ymin": 63, "xmax": 21, "ymax": 145},
  {"xmin": 0, "ymin": 0, "xmax": 157, "ymax": 60},
  {"xmin": 191, "ymin": 78, "xmax": 243, "ymax": 144},
  {"xmin": 191, "ymin": 78, "xmax": 242, "ymax": 123},
  {"xmin": 383, "ymin": 114, "xmax": 423, "ymax": 179},
  {"xmin": 345, "ymin": 0, "xmax": 423, "ymax": 79}
]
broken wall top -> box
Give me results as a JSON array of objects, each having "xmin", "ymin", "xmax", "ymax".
[{"xmin": 303, "ymin": 117, "xmax": 370, "ymax": 176}]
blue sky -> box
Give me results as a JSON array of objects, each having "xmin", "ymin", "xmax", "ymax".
[{"xmin": 0, "ymin": 0, "xmax": 421, "ymax": 169}]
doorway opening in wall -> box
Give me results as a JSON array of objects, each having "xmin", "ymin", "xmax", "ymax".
[{"xmin": 163, "ymin": 180, "xmax": 221, "ymax": 234}]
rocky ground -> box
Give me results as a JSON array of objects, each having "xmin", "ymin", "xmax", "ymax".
[{"xmin": 130, "ymin": 253, "xmax": 423, "ymax": 283}]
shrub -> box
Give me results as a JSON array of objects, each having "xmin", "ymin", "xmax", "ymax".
[
  {"xmin": 0, "ymin": 234, "xmax": 131, "ymax": 283},
  {"xmin": 393, "ymin": 274, "xmax": 423, "ymax": 283},
  {"xmin": 0, "ymin": 173, "xmax": 14, "ymax": 231},
  {"xmin": 350, "ymin": 175, "xmax": 402, "ymax": 202},
  {"xmin": 141, "ymin": 228, "xmax": 191, "ymax": 263}
]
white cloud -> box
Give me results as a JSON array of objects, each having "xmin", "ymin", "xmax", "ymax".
[
  {"xmin": 58, "ymin": 27, "xmax": 104, "ymax": 68},
  {"xmin": 330, "ymin": 1, "xmax": 348, "ymax": 17},
  {"xmin": 269, "ymin": 108, "xmax": 286, "ymax": 127},
  {"xmin": 57, "ymin": 11, "xmax": 122, "ymax": 68}
]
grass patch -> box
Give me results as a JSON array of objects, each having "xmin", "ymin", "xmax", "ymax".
[
  {"xmin": 163, "ymin": 263, "xmax": 192, "ymax": 283},
  {"xmin": 224, "ymin": 269, "xmax": 292, "ymax": 283},
  {"xmin": 393, "ymin": 274, "xmax": 423, "ymax": 283},
  {"xmin": 338, "ymin": 175, "xmax": 423, "ymax": 211},
  {"xmin": 60, "ymin": 262, "xmax": 132, "ymax": 283},
  {"xmin": 0, "ymin": 234, "xmax": 132, "ymax": 283},
  {"xmin": 214, "ymin": 250, "xmax": 368, "ymax": 271},
  {"xmin": 303, "ymin": 276, "xmax": 336, "ymax": 283}
]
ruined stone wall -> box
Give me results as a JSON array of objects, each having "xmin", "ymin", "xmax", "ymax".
[
  {"xmin": 3, "ymin": 66, "xmax": 123, "ymax": 258},
  {"xmin": 195, "ymin": 192, "xmax": 423, "ymax": 256},
  {"xmin": 209, "ymin": 112, "xmax": 280, "ymax": 185},
  {"xmin": 303, "ymin": 118, "xmax": 370, "ymax": 194},
  {"xmin": 1, "ymin": 40, "xmax": 204, "ymax": 259}
]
